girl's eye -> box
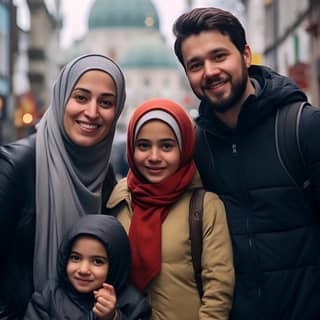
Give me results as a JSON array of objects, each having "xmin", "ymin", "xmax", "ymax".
[
  {"xmin": 162, "ymin": 143, "xmax": 174, "ymax": 151},
  {"xmin": 136, "ymin": 141, "xmax": 150, "ymax": 150}
]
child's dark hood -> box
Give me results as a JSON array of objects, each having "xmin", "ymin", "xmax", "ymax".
[{"xmin": 57, "ymin": 215, "xmax": 131, "ymax": 295}]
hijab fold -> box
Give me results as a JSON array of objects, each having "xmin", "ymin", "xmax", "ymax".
[
  {"xmin": 126, "ymin": 98, "xmax": 196, "ymax": 290},
  {"xmin": 33, "ymin": 54, "xmax": 126, "ymax": 291}
]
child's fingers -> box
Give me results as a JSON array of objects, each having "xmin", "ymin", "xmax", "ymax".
[
  {"xmin": 92, "ymin": 296, "xmax": 116, "ymax": 318},
  {"xmin": 102, "ymin": 283, "xmax": 116, "ymax": 296},
  {"xmin": 94, "ymin": 283, "xmax": 116, "ymax": 300},
  {"xmin": 95, "ymin": 290, "xmax": 116, "ymax": 306}
]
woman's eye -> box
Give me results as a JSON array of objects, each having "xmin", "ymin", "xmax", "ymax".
[
  {"xmin": 99, "ymin": 98, "xmax": 115, "ymax": 109},
  {"xmin": 75, "ymin": 95, "xmax": 87, "ymax": 103}
]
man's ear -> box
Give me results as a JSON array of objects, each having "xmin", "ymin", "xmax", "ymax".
[{"xmin": 243, "ymin": 44, "xmax": 252, "ymax": 68}]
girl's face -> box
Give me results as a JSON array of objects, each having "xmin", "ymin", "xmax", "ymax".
[
  {"xmin": 64, "ymin": 70, "xmax": 116, "ymax": 147},
  {"xmin": 134, "ymin": 120, "xmax": 181, "ymax": 183},
  {"xmin": 67, "ymin": 235, "xmax": 109, "ymax": 293}
]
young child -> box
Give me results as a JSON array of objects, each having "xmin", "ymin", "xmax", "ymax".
[
  {"xmin": 24, "ymin": 215, "xmax": 151, "ymax": 320},
  {"xmin": 107, "ymin": 98, "xmax": 235, "ymax": 319}
]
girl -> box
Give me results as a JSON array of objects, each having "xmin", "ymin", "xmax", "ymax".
[{"xmin": 107, "ymin": 98, "xmax": 234, "ymax": 319}]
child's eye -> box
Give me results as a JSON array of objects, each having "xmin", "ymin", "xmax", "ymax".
[
  {"xmin": 162, "ymin": 143, "xmax": 173, "ymax": 151},
  {"xmin": 93, "ymin": 258, "xmax": 107, "ymax": 266},
  {"xmin": 69, "ymin": 254, "xmax": 80, "ymax": 262},
  {"xmin": 136, "ymin": 141, "xmax": 150, "ymax": 150}
]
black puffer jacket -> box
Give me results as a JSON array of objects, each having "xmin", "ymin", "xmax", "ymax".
[
  {"xmin": 24, "ymin": 215, "xmax": 151, "ymax": 320},
  {"xmin": 195, "ymin": 65, "xmax": 320, "ymax": 320},
  {"xmin": 0, "ymin": 134, "xmax": 116, "ymax": 319}
]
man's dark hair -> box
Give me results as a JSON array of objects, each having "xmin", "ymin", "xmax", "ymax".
[{"xmin": 173, "ymin": 7, "xmax": 247, "ymax": 66}]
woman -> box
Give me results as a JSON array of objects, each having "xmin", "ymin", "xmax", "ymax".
[
  {"xmin": 0, "ymin": 53, "xmax": 126, "ymax": 319},
  {"xmin": 107, "ymin": 98, "xmax": 234, "ymax": 319},
  {"xmin": 24, "ymin": 215, "xmax": 151, "ymax": 320}
]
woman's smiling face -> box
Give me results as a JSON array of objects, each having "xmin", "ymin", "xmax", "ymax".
[{"xmin": 63, "ymin": 70, "xmax": 116, "ymax": 147}]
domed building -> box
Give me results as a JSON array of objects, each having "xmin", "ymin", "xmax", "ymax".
[{"xmin": 63, "ymin": 0, "xmax": 196, "ymax": 133}]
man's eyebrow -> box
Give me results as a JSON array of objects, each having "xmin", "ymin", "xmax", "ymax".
[{"xmin": 186, "ymin": 48, "xmax": 229, "ymax": 64}]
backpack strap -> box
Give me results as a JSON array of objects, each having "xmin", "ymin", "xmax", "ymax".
[
  {"xmin": 275, "ymin": 101, "xmax": 310, "ymax": 189},
  {"xmin": 189, "ymin": 188, "xmax": 206, "ymax": 298}
]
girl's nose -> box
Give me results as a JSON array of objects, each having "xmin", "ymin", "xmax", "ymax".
[{"xmin": 149, "ymin": 147, "xmax": 160, "ymax": 161}]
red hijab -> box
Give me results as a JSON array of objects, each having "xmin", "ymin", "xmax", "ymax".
[{"xmin": 127, "ymin": 98, "xmax": 196, "ymax": 290}]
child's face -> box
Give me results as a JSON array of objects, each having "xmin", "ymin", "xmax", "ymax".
[
  {"xmin": 67, "ymin": 235, "xmax": 109, "ymax": 293},
  {"xmin": 134, "ymin": 120, "xmax": 181, "ymax": 183}
]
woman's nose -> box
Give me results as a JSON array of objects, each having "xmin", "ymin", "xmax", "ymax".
[{"xmin": 84, "ymin": 101, "xmax": 98, "ymax": 118}]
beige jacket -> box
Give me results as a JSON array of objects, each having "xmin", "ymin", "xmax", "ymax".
[{"xmin": 107, "ymin": 172, "xmax": 234, "ymax": 320}]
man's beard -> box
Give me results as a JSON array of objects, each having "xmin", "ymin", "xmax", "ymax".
[{"xmin": 199, "ymin": 60, "xmax": 249, "ymax": 114}]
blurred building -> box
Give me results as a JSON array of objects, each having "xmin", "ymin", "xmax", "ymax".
[
  {"xmin": 62, "ymin": 0, "xmax": 197, "ymax": 137},
  {"xmin": 0, "ymin": 0, "xmax": 17, "ymax": 144},
  {"xmin": 26, "ymin": 0, "xmax": 61, "ymax": 111},
  {"xmin": 243, "ymin": 0, "xmax": 320, "ymax": 105},
  {"xmin": 244, "ymin": 0, "xmax": 265, "ymax": 65},
  {"xmin": 306, "ymin": 0, "xmax": 320, "ymax": 105},
  {"xmin": 1, "ymin": 0, "xmax": 62, "ymax": 142},
  {"xmin": 244, "ymin": 0, "xmax": 314, "ymax": 102},
  {"xmin": 12, "ymin": 26, "xmax": 36, "ymax": 139}
]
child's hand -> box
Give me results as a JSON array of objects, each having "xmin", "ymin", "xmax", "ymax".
[{"xmin": 92, "ymin": 283, "xmax": 117, "ymax": 320}]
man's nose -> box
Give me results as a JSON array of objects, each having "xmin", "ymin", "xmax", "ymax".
[{"xmin": 204, "ymin": 60, "xmax": 220, "ymax": 78}]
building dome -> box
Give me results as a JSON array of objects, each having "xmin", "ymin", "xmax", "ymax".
[
  {"xmin": 88, "ymin": 0, "xmax": 160, "ymax": 30},
  {"xmin": 120, "ymin": 37, "xmax": 178, "ymax": 69}
]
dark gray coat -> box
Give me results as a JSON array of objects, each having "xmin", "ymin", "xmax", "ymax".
[
  {"xmin": 24, "ymin": 215, "xmax": 151, "ymax": 319},
  {"xmin": 195, "ymin": 65, "xmax": 320, "ymax": 320},
  {"xmin": 0, "ymin": 134, "xmax": 116, "ymax": 319}
]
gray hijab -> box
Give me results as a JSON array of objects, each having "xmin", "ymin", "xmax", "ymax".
[{"xmin": 33, "ymin": 54, "xmax": 126, "ymax": 291}]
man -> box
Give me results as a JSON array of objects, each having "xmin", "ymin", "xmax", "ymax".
[{"xmin": 173, "ymin": 7, "xmax": 320, "ymax": 320}]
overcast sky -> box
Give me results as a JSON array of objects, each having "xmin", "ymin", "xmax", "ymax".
[
  {"xmin": 60, "ymin": 0, "xmax": 190, "ymax": 47},
  {"xmin": 14, "ymin": 0, "xmax": 244, "ymax": 48}
]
